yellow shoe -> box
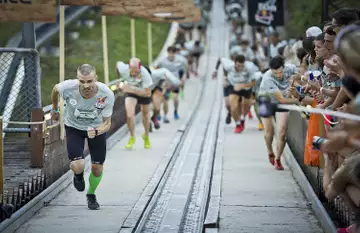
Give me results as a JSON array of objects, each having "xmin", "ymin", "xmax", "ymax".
[
  {"xmin": 125, "ymin": 136, "xmax": 136, "ymax": 149},
  {"xmin": 142, "ymin": 134, "xmax": 151, "ymax": 149},
  {"xmin": 258, "ymin": 123, "xmax": 264, "ymax": 131}
]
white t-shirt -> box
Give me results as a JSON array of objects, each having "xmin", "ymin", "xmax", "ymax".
[
  {"xmin": 116, "ymin": 62, "xmax": 153, "ymax": 88},
  {"xmin": 56, "ymin": 80, "xmax": 115, "ymax": 131},
  {"xmin": 151, "ymin": 68, "xmax": 181, "ymax": 88}
]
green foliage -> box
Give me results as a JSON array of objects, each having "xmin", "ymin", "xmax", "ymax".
[
  {"xmin": 0, "ymin": 22, "xmax": 22, "ymax": 47},
  {"xmin": 285, "ymin": 0, "xmax": 360, "ymax": 38},
  {"xmin": 40, "ymin": 14, "xmax": 170, "ymax": 106}
]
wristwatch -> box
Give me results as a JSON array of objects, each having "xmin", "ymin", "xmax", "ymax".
[{"xmin": 51, "ymin": 108, "xmax": 59, "ymax": 113}]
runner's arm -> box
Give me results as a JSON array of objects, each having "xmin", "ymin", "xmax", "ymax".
[
  {"xmin": 51, "ymin": 86, "xmax": 60, "ymax": 110},
  {"xmin": 126, "ymin": 87, "xmax": 152, "ymax": 97},
  {"xmin": 273, "ymin": 91, "xmax": 300, "ymax": 105},
  {"xmin": 95, "ymin": 117, "xmax": 112, "ymax": 135},
  {"xmin": 95, "ymin": 91, "xmax": 115, "ymax": 135}
]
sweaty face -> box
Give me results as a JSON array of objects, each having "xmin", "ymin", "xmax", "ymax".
[
  {"xmin": 130, "ymin": 66, "xmax": 140, "ymax": 77},
  {"xmin": 271, "ymin": 67, "xmax": 284, "ymax": 79},
  {"xmin": 235, "ymin": 62, "xmax": 244, "ymax": 72},
  {"xmin": 79, "ymin": 74, "xmax": 97, "ymax": 95},
  {"xmin": 168, "ymin": 51, "xmax": 176, "ymax": 61}
]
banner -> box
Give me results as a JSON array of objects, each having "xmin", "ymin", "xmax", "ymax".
[
  {"xmin": 247, "ymin": 0, "xmax": 284, "ymax": 26},
  {"xmin": 0, "ymin": 0, "xmax": 57, "ymax": 22},
  {"xmin": 60, "ymin": 0, "xmax": 99, "ymax": 5}
]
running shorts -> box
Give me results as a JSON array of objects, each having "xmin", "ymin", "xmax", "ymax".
[
  {"xmin": 229, "ymin": 86, "xmax": 252, "ymax": 99},
  {"xmin": 65, "ymin": 125, "xmax": 107, "ymax": 165},
  {"xmin": 223, "ymin": 85, "xmax": 232, "ymax": 97},
  {"xmin": 126, "ymin": 93, "xmax": 151, "ymax": 105}
]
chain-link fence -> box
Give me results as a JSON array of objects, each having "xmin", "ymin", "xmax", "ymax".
[
  {"xmin": 0, "ymin": 48, "xmax": 41, "ymax": 133},
  {"xmin": 286, "ymin": 111, "xmax": 352, "ymax": 228}
]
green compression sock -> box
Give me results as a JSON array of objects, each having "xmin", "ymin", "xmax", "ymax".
[{"xmin": 87, "ymin": 172, "xmax": 103, "ymax": 194}]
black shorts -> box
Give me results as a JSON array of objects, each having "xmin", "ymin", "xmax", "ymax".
[
  {"xmin": 127, "ymin": 93, "xmax": 151, "ymax": 105},
  {"xmin": 179, "ymin": 70, "xmax": 184, "ymax": 78},
  {"xmin": 152, "ymin": 86, "xmax": 163, "ymax": 95},
  {"xmin": 229, "ymin": 86, "xmax": 252, "ymax": 99},
  {"xmin": 223, "ymin": 85, "xmax": 232, "ymax": 97},
  {"xmin": 65, "ymin": 125, "xmax": 107, "ymax": 165},
  {"xmin": 192, "ymin": 52, "xmax": 201, "ymax": 58}
]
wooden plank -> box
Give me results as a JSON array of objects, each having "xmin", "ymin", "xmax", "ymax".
[
  {"xmin": 0, "ymin": 0, "xmax": 57, "ymax": 22},
  {"xmin": 30, "ymin": 108, "xmax": 44, "ymax": 168}
]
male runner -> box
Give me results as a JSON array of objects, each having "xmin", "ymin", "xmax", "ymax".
[
  {"xmin": 51, "ymin": 64, "xmax": 115, "ymax": 210},
  {"xmin": 117, "ymin": 58, "xmax": 153, "ymax": 149},
  {"xmin": 213, "ymin": 55, "xmax": 259, "ymax": 133},
  {"xmin": 150, "ymin": 67, "xmax": 182, "ymax": 129},
  {"xmin": 258, "ymin": 55, "xmax": 298, "ymax": 170},
  {"xmin": 155, "ymin": 46, "xmax": 187, "ymax": 122},
  {"xmin": 190, "ymin": 40, "xmax": 205, "ymax": 76}
]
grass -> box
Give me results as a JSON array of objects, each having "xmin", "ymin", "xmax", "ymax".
[
  {"xmin": 0, "ymin": 22, "xmax": 22, "ymax": 47},
  {"xmin": 40, "ymin": 12, "xmax": 170, "ymax": 106}
]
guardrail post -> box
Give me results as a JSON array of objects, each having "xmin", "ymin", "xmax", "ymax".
[
  {"xmin": 0, "ymin": 117, "xmax": 3, "ymax": 195},
  {"xmin": 30, "ymin": 108, "xmax": 44, "ymax": 168}
]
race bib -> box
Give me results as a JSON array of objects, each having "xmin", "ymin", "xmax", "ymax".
[{"xmin": 74, "ymin": 109, "xmax": 98, "ymax": 121}]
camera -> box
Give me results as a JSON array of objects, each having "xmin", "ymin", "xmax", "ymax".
[{"xmin": 312, "ymin": 136, "xmax": 328, "ymax": 150}]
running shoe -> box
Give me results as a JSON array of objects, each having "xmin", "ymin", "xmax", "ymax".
[
  {"xmin": 248, "ymin": 111, "xmax": 253, "ymax": 119},
  {"xmin": 275, "ymin": 159, "xmax": 284, "ymax": 170},
  {"xmin": 151, "ymin": 116, "xmax": 160, "ymax": 129},
  {"xmin": 268, "ymin": 153, "xmax": 275, "ymax": 166},
  {"xmin": 180, "ymin": 90, "xmax": 185, "ymax": 99},
  {"xmin": 73, "ymin": 174, "xmax": 85, "ymax": 192},
  {"xmin": 258, "ymin": 123, "xmax": 264, "ymax": 131},
  {"xmin": 142, "ymin": 134, "xmax": 151, "ymax": 149},
  {"xmin": 225, "ymin": 113, "xmax": 231, "ymax": 124},
  {"xmin": 174, "ymin": 111, "xmax": 179, "ymax": 120},
  {"xmin": 163, "ymin": 116, "xmax": 170, "ymax": 123},
  {"xmin": 125, "ymin": 136, "xmax": 136, "ymax": 149},
  {"xmin": 86, "ymin": 194, "xmax": 100, "ymax": 210},
  {"xmin": 234, "ymin": 124, "xmax": 244, "ymax": 133}
]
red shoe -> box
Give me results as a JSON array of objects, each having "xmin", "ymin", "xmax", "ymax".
[
  {"xmin": 151, "ymin": 117, "xmax": 160, "ymax": 129},
  {"xmin": 268, "ymin": 153, "xmax": 275, "ymax": 165},
  {"xmin": 234, "ymin": 122, "xmax": 245, "ymax": 133},
  {"xmin": 248, "ymin": 111, "xmax": 253, "ymax": 119},
  {"xmin": 337, "ymin": 224, "xmax": 355, "ymax": 233},
  {"xmin": 234, "ymin": 125, "xmax": 242, "ymax": 133},
  {"xmin": 275, "ymin": 159, "xmax": 284, "ymax": 170}
]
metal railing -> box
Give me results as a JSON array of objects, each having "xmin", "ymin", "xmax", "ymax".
[
  {"xmin": 286, "ymin": 111, "xmax": 353, "ymax": 228},
  {"xmin": 0, "ymin": 48, "xmax": 41, "ymax": 135}
]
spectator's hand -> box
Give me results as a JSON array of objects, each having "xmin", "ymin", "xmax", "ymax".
[
  {"xmin": 325, "ymin": 56, "xmax": 343, "ymax": 77},
  {"xmin": 321, "ymin": 131, "xmax": 348, "ymax": 153},
  {"xmin": 287, "ymin": 87, "xmax": 299, "ymax": 98},
  {"xmin": 308, "ymin": 80, "xmax": 321, "ymax": 91}
]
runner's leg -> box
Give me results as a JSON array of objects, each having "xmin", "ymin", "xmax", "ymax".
[
  {"xmin": 125, "ymin": 96, "xmax": 137, "ymax": 149},
  {"xmin": 86, "ymin": 133, "xmax": 107, "ymax": 210}
]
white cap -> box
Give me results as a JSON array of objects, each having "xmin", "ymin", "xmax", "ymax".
[{"xmin": 306, "ymin": 26, "xmax": 322, "ymax": 37}]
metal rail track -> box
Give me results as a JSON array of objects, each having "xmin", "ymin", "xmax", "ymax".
[{"xmin": 119, "ymin": 1, "xmax": 227, "ymax": 231}]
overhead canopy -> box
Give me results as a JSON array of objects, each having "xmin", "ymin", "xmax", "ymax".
[
  {"xmin": 0, "ymin": 0, "xmax": 57, "ymax": 22},
  {"xmin": 101, "ymin": 0, "xmax": 201, "ymax": 23},
  {"xmin": 60, "ymin": 0, "xmax": 100, "ymax": 5},
  {"xmin": 148, "ymin": 7, "xmax": 202, "ymax": 23}
]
